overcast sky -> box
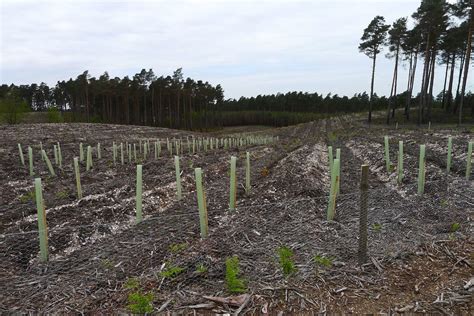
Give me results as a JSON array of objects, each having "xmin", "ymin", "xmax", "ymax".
[{"xmin": 1, "ymin": 0, "xmax": 471, "ymax": 99}]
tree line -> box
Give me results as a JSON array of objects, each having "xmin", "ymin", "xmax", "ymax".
[
  {"xmin": 0, "ymin": 68, "xmax": 224, "ymax": 130},
  {"xmin": 1, "ymin": 0, "xmax": 472, "ymax": 128},
  {"xmin": 359, "ymin": 0, "xmax": 473, "ymax": 125}
]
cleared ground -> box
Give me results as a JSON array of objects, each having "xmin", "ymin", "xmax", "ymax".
[{"xmin": 0, "ymin": 118, "xmax": 472, "ymax": 314}]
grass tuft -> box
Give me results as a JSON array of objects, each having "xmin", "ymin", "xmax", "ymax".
[
  {"xmin": 159, "ymin": 264, "xmax": 184, "ymax": 279},
  {"xmin": 277, "ymin": 246, "xmax": 297, "ymax": 277},
  {"xmin": 225, "ymin": 256, "xmax": 246, "ymax": 293},
  {"xmin": 313, "ymin": 254, "xmax": 333, "ymax": 268}
]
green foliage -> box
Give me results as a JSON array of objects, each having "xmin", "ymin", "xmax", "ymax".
[
  {"xmin": 169, "ymin": 243, "xmax": 187, "ymax": 253},
  {"xmin": 127, "ymin": 292, "xmax": 154, "ymax": 314},
  {"xmin": 55, "ymin": 190, "xmax": 69, "ymax": 199},
  {"xmin": 195, "ymin": 263, "xmax": 208, "ymax": 274},
  {"xmin": 372, "ymin": 223, "xmax": 382, "ymax": 232},
  {"xmin": 450, "ymin": 222, "xmax": 460, "ymax": 233},
  {"xmin": 225, "ymin": 256, "xmax": 246, "ymax": 293},
  {"xmin": 0, "ymin": 94, "xmax": 30, "ymax": 124},
  {"xmin": 101, "ymin": 259, "xmax": 114, "ymax": 269},
  {"xmin": 124, "ymin": 277, "xmax": 140, "ymax": 290},
  {"xmin": 19, "ymin": 190, "xmax": 35, "ymax": 203},
  {"xmin": 327, "ymin": 131, "xmax": 338, "ymax": 142},
  {"xmin": 277, "ymin": 246, "xmax": 297, "ymax": 277},
  {"xmin": 159, "ymin": 265, "xmax": 184, "ymax": 279},
  {"xmin": 47, "ymin": 107, "xmax": 64, "ymax": 123},
  {"xmin": 313, "ymin": 254, "xmax": 333, "ymax": 268}
]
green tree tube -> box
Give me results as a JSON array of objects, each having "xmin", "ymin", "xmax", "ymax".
[
  {"xmin": 195, "ymin": 168, "xmax": 208, "ymax": 239},
  {"xmin": 229, "ymin": 156, "xmax": 237, "ymax": 210}
]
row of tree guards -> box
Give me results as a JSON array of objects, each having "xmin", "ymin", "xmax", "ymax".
[
  {"xmin": 325, "ymin": 136, "xmax": 473, "ymax": 221},
  {"xmin": 17, "ymin": 135, "xmax": 276, "ymax": 262},
  {"xmin": 17, "ymin": 135, "xmax": 473, "ymax": 263}
]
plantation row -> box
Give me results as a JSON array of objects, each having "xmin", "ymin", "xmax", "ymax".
[{"xmin": 12, "ymin": 132, "xmax": 473, "ymax": 266}]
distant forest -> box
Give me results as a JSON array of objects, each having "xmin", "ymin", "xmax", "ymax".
[{"xmin": 1, "ymin": 0, "xmax": 473, "ymax": 128}]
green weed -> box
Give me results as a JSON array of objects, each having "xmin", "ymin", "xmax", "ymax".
[
  {"xmin": 19, "ymin": 190, "xmax": 35, "ymax": 203},
  {"xmin": 225, "ymin": 256, "xmax": 246, "ymax": 293},
  {"xmin": 124, "ymin": 277, "xmax": 140, "ymax": 290},
  {"xmin": 277, "ymin": 246, "xmax": 297, "ymax": 277},
  {"xmin": 55, "ymin": 190, "xmax": 69, "ymax": 199},
  {"xmin": 159, "ymin": 264, "xmax": 184, "ymax": 279},
  {"xmin": 127, "ymin": 292, "xmax": 153, "ymax": 314},
  {"xmin": 313, "ymin": 254, "xmax": 333, "ymax": 268},
  {"xmin": 169, "ymin": 243, "xmax": 187, "ymax": 253},
  {"xmin": 450, "ymin": 222, "xmax": 460, "ymax": 233},
  {"xmin": 372, "ymin": 223, "xmax": 382, "ymax": 232},
  {"xmin": 195, "ymin": 263, "xmax": 208, "ymax": 274}
]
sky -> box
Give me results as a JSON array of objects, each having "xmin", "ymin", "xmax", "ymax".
[{"xmin": 0, "ymin": 0, "xmax": 471, "ymax": 99}]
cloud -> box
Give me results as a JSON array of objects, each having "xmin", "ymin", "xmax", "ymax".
[{"xmin": 1, "ymin": 0, "xmax": 471, "ymax": 98}]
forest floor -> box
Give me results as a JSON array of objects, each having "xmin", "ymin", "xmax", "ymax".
[{"xmin": 0, "ymin": 118, "xmax": 473, "ymax": 314}]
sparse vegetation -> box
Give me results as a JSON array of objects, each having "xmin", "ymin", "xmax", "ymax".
[
  {"xmin": 127, "ymin": 292, "xmax": 154, "ymax": 314},
  {"xmin": 195, "ymin": 263, "xmax": 208, "ymax": 274},
  {"xmin": 159, "ymin": 264, "xmax": 184, "ymax": 279},
  {"xmin": 372, "ymin": 223, "xmax": 382, "ymax": 232},
  {"xmin": 277, "ymin": 246, "xmax": 297, "ymax": 277},
  {"xmin": 450, "ymin": 222, "xmax": 460, "ymax": 233},
  {"xmin": 169, "ymin": 243, "xmax": 187, "ymax": 253},
  {"xmin": 19, "ymin": 190, "xmax": 35, "ymax": 203},
  {"xmin": 55, "ymin": 190, "xmax": 69, "ymax": 199},
  {"xmin": 313, "ymin": 254, "xmax": 333, "ymax": 268},
  {"xmin": 225, "ymin": 256, "xmax": 246, "ymax": 293}
]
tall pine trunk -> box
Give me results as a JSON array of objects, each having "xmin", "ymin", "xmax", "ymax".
[
  {"xmin": 368, "ymin": 54, "xmax": 377, "ymax": 124},
  {"xmin": 441, "ymin": 55, "xmax": 450, "ymax": 108},
  {"xmin": 446, "ymin": 53, "xmax": 456, "ymax": 111},
  {"xmin": 458, "ymin": 8, "xmax": 473, "ymax": 125}
]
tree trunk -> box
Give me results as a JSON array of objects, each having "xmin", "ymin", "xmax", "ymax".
[
  {"xmin": 426, "ymin": 50, "xmax": 436, "ymax": 123},
  {"xmin": 368, "ymin": 54, "xmax": 377, "ymax": 124},
  {"xmin": 404, "ymin": 52, "xmax": 413, "ymax": 119},
  {"xmin": 453, "ymin": 49, "xmax": 465, "ymax": 114},
  {"xmin": 390, "ymin": 46, "xmax": 400, "ymax": 119},
  {"xmin": 458, "ymin": 8, "xmax": 473, "ymax": 125},
  {"xmin": 441, "ymin": 55, "xmax": 450, "ymax": 109},
  {"xmin": 446, "ymin": 53, "xmax": 456, "ymax": 111},
  {"xmin": 419, "ymin": 33, "xmax": 431, "ymax": 125}
]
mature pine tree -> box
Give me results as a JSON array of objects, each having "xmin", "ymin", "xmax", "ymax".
[
  {"xmin": 401, "ymin": 28, "xmax": 421, "ymax": 120},
  {"xmin": 359, "ymin": 16, "xmax": 390, "ymax": 123},
  {"xmin": 454, "ymin": 0, "xmax": 473, "ymax": 124},
  {"xmin": 412, "ymin": 0, "xmax": 449, "ymax": 124},
  {"xmin": 386, "ymin": 17, "xmax": 407, "ymax": 124}
]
